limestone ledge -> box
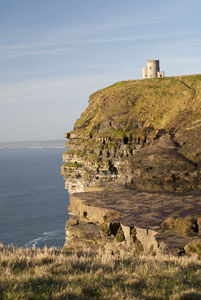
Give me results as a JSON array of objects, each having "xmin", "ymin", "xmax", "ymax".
[
  {"xmin": 64, "ymin": 183, "xmax": 201, "ymax": 256},
  {"xmin": 61, "ymin": 134, "xmax": 201, "ymax": 194}
]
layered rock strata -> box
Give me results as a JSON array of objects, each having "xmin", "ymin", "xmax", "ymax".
[{"xmin": 62, "ymin": 75, "xmax": 201, "ymax": 255}]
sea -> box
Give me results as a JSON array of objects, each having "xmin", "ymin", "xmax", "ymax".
[{"xmin": 0, "ymin": 148, "xmax": 69, "ymax": 248}]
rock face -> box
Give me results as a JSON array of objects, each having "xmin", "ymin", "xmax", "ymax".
[{"xmin": 62, "ymin": 75, "xmax": 201, "ymax": 255}]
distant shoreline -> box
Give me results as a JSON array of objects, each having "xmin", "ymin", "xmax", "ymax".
[
  {"xmin": 0, "ymin": 147, "xmax": 65, "ymax": 149},
  {"xmin": 0, "ymin": 140, "xmax": 65, "ymax": 149}
]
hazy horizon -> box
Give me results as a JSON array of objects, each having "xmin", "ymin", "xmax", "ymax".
[
  {"xmin": 0, "ymin": 139, "xmax": 66, "ymax": 149},
  {"xmin": 0, "ymin": 139, "xmax": 65, "ymax": 143}
]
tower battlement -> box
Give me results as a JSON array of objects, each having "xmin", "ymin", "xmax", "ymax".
[{"xmin": 142, "ymin": 59, "xmax": 164, "ymax": 79}]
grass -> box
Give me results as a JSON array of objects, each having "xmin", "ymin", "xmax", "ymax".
[
  {"xmin": 0, "ymin": 244, "xmax": 201, "ymax": 299},
  {"xmin": 68, "ymin": 74, "xmax": 201, "ymax": 163},
  {"xmin": 74, "ymin": 76, "xmax": 201, "ymax": 134}
]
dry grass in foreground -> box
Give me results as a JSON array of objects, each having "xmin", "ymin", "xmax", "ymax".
[{"xmin": 0, "ymin": 244, "xmax": 201, "ymax": 300}]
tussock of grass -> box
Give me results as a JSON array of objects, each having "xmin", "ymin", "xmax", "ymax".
[{"xmin": 0, "ymin": 244, "xmax": 201, "ymax": 299}]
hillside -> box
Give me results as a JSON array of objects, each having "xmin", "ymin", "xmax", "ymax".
[
  {"xmin": 74, "ymin": 75, "xmax": 201, "ymax": 150},
  {"xmin": 62, "ymin": 75, "xmax": 201, "ymax": 256}
]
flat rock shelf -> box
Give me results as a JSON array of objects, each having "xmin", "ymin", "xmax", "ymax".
[{"xmin": 65, "ymin": 183, "xmax": 201, "ymax": 256}]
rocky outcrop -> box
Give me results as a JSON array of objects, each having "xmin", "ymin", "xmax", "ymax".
[
  {"xmin": 62, "ymin": 75, "xmax": 201, "ymax": 256},
  {"xmin": 118, "ymin": 134, "xmax": 201, "ymax": 193}
]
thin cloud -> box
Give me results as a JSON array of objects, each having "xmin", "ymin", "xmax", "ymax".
[
  {"xmin": 30, "ymin": 47, "xmax": 70, "ymax": 55},
  {"xmin": 0, "ymin": 42, "xmax": 70, "ymax": 54},
  {"xmin": 0, "ymin": 30, "xmax": 192, "ymax": 59},
  {"xmin": 0, "ymin": 41, "xmax": 109, "ymax": 59},
  {"xmin": 84, "ymin": 31, "xmax": 194, "ymax": 45}
]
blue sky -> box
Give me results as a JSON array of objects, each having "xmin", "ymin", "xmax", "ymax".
[{"xmin": 1, "ymin": 0, "xmax": 201, "ymax": 142}]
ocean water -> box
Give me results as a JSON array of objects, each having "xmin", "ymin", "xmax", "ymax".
[{"xmin": 0, "ymin": 148, "xmax": 69, "ymax": 248}]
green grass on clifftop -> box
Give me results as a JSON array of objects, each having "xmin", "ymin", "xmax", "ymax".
[
  {"xmin": 74, "ymin": 75, "xmax": 201, "ymax": 136},
  {"xmin": 69, "ymin": 74, "xmax": 201, "ymax": 162}
]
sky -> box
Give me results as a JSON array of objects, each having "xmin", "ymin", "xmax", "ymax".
[{"xmin": 1, "ymin": 0, "xmax": 201, "ymax": 142}]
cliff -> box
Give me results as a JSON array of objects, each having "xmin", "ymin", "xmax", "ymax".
[{"xmin": 62, "ymin": 75, "xmax": 201, "ymax": 256}]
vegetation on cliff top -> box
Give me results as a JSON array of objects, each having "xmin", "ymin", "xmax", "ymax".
[
  {"xmin": 74, "ymin": 75, "xmax": 201, "ymax": 136},
  {"xmin": 66, "ymin": 74, "xmax": 201, "ymax": 165},
  {"xmin": 0, "ymin": 244, "xmax": 201, "ymax": 300}
]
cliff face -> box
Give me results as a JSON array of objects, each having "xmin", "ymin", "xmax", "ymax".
[{"xmin": 62, "ymin": 75, "xmax": 201, "ymax": 255}]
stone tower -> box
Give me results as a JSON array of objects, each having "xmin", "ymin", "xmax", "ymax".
[{"xmin": 142, "ymin": 59, "xmax": 164, "ymax": 79}]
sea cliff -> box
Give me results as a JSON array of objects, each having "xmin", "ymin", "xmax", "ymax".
[{"xmin": 62, "ymin": 75, "xmax": 201, "ymax": 256}]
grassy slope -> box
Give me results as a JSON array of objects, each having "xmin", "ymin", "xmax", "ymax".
[
  {"xmin": 75, "ymin": 75, "xmax": 201, "ymax": 132},
  {"xmin": 72, "ymin": 75, "xmax": 201, "ymax": 162},
  {"xmin": 0, "ymin": 245, "xmax": 201, "ymax": 300}
]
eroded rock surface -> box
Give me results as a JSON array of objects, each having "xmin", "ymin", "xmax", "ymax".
[
  {"xmin": 62, "ymin": 75, "xmax": 201, "ymax": 255},
  {"xmin": 65, "ymin": 183, "xmax": 201, "ymax": 255}
]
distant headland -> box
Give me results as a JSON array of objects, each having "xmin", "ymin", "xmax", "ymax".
[{"xmin": 0, "ymin": 140, "xmax": 65, "ymax": 149}]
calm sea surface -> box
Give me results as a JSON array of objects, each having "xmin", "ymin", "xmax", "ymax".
[{"xmin": 0, "ymin": 148, "xmax": 69, "ymax": 248}]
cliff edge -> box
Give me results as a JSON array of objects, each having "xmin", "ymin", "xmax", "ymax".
[{"xmin": 62, "ymin": 75, "xmax": 201, "ymax": 256}]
